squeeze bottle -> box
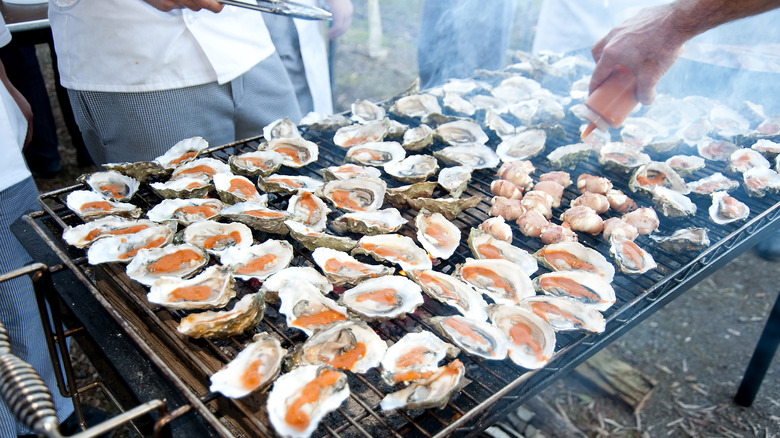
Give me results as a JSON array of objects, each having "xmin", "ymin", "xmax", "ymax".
[{"xmin": 581, "ymin": 65, "xmax": 638, "ymax": 138}]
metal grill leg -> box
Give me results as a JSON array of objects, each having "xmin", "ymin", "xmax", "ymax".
[{"xmin": 734, "ymin": 290, "xmax": 780, "ymax": 407}]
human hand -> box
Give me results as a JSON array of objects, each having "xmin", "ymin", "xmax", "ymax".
[
  {"xmin": 590, "ymin": 4, "xmax": 686, "ymax": 105},
  {"xmin": 143, "ymin": 0, "xmax": 224, "ymax": 13},
  {"xmin": 325, "ymin": 0, "xmax": 353, "ymax": 40}
]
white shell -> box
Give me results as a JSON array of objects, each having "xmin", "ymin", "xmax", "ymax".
[
  {"xmin": 384, "ymin": 155, "xmax": 439, "ymax": 183},
  {"xmin": 170, "ymin": 157, "xmax": 231, "ymax": 181},
  {"xmin": 146, "ymin": 198, "xmax": 224, "ymax": 226},
  {"xmin": 291, "ymin": 320, "xmax": 387, "ymax": 373},
  {"xmin": 333, "ymin": 119, "xmax": 389, "ymax": 148},
  {"xmin": 263, "ymin": 267, "xmax": 332, "ymax": 297},
  {"xmin": 263, "ymin": 116, "xmax": 300, "ymax": 140},
  {"xmin": 87, "ymin": 222, "xmax": 175, "ymax": 264},
  {"xmin": 345, "ymin": 141, "xmax": 406, "ymax": 167},
  {"xmin": 415, "ymin": 210, "xmax": 460, "ymax": 259},
  {"xmin": 456, "ymin": 259, "xmax": 535, "ymax": 305},
  {"xmin": 147, "ymin": 265, "xmax": 235, "ymax": 310},
  {"xmin": 729, "ymin": 148, "xmax": 771, "ymax": 174},
  {"xmin": 390, "ymin": 94, "xmax": 442, "ymax": 119},
  {"xmin": 434, "ymin": 120, "xmax": 489, "ymax": 145},
  {"xmin": 210, "ymin": 333, "xmax": 286, "ymax": 398},
  {"xmin": 339, "ymin": 276, "xmax": 424, "ymax": 320},
  {"xmin": 182, "ymin": 220, "xmax": 253, "ymax": 257},
  {"xmin": 331, "ymin": 208, "xmax": 408, "ymax": 235},
  {"xmin": 610, "ymin": 236, "xmax": 657, "ymax": 275},
  {"xmin": 650, "ymin": 186, "xmax": 697, "ymax": 218},
  {"xmin": 278, "ymin": 282, "xmax": 348, "ymax": 336},
  {"xmin": 63, "ymin": 217, "xmax": 160, "ymax": 249},
  {"xmin": 496, "ymin": 129, "xmax": 546, "ymax": 163},
  {"xmin": 353, "ymin": 234, "xmax": 432, "ymax": 271},
  {"xmin": 687, "ymin": 172, "xmax": 740, "ymax": 195},
  {"xmin": 534, "ymin": 241, "xmax": 615, "ymax": 281},
  {"xmin": 66, "ymin": 190, "xmax": 142, "ymax": 222},
  {"xmin": 126, "ymin": 244, "xmax": 208, "ymax": 286},
  {"xmin": 431, "ymin": 315, "xmax": 508, "ymax": 360},
  {"xmin": 743, "ymin": 167, "xmax": 780, "ymax": 197},
  {"xmin": 434, "ymin": 144, "xmax": 500, "ymax": 169},
  {"xmin": 257, "ymin": 174, "xmax": 324, "ymax": 195},
  {"xmin": 213, "ymin": 173, "xmax": 266, "ymax": 205},
  {"xmin": 317, "ymin": 178, "xmax": 387, "ymax": 212},
  {"xmin": 533, "ymin": 271, "xmax": 616, "ymax": 311},
  {"xmin": 85, "ymin": 170, "xmax": 140, "ymax": 202},
  {"xmin": 154, "ymin": 136, "xmax": 209, "ymax": 169},
  {"xmin": 467, "ymin": 229, "xmax": 538, "ymax": 276},
  {"xmin": 177, "ymin": 293, "xmax": 264, "ymax": 338},
  {"xmin": 351, "ymin": 99, "xmax": 386, "ymax": 123},
  {"xmin": 150, "ymin": 176, "xmax": 212, "ymax": 199},
  {"xmin": 408, "ymin": 269, "xmax": 488, "ymax": 321},
  {"xmin": 709, "ymin": 191, "xmax": 750, "ymax": 224},
  {"xmin": 488, "ymin": 305, "xmax": 556, "ymax": 369},
  {"xmin": 380, "ymin": 331, "xmax": 459, "ymax": 385},
  {"xmin": 379, "ymin": 360, "xmax": 465, "ymax": 411},
  {"xmin": 401, "ymin": 124, "xmax": 434, "ymax": 151},
  {"xmin": 228, "ymin": 150, "xmax": 284, "ymax": 177},
  {"xmin": 311, "ymin": 247, "xmax": 394, "ymax": 287},
  {"xmin": 287, "ymin": 192, "xmax": 331, "ymax": 231},
  {"xmin": 264, "ymin": 137, "xmax": 319, "ymax": 168},
  {"xmin": 437, "ymin": 165, "xmax": 473, "ymax": 198},
  {"xmin": 519, "ymin": 296, "xmax": 606, "ymax": 333},
  {"xmin": 320, "ymin": 163, "xmax": 382, "ymax": 181},
  {"xmin": 221, "ymin": 240, "xmax": 294, "ymax": 280}
]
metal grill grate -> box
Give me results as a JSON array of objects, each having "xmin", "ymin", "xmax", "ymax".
[{"xmin": 30, "ymin": 111, "xmax": 780, "ymax": 437}]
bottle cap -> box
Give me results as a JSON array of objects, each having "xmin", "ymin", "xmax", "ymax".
[{"xmin": 580, "ymin": 106, "xmax": 611, "ymax": 139}]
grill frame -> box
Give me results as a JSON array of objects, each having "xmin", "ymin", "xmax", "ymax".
[{"xmin": 25, "ymin": 114, "xmax": 780, "ymax": 437}]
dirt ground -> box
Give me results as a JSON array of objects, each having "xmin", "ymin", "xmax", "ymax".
[{"xmin": 26, "ymin": 1, "xmax": 779, "ymax": 437}]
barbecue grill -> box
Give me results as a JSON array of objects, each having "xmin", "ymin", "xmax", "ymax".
[{"xmin": 13, "ymin": 81, "xmax": 780, "ymax": 437}]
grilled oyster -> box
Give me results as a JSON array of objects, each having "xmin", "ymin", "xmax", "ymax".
[
  {"xmin": 177, "ymin": 292, "xmax": 265, "ymax": 338},
  {"xmin": 170, "ymin": 157, "xmax": 231, "ymax": 181},
  {"xmin": 415, "ymin": 210, "xmax": 460, "ymax": 260},
  {"xmin": 384, "ymin": 181, "xmax": 438, "ymax": 209},
  {"xmin": 84, "ymin": 171, "xmax": 140, "ymax": 202},
  {"xmin": 709, "ymin": 103, "xmax": 750, "ymax": 137},
  {"xmin": 220, "ymin": 202, "xmax": 291, "ymax": 235},
  {"xmin": 431, "ymin": 315, "xmax": 508, "ymax": 360},
  {"xmin": 262, "ymin": 267, "xmax": 333, "ymax": 301},
  {"xmin": 467, "ymin": 228, "xmax": 537, "ymax": 275},
  {"xmin": 406, "ymin": 195, "xmax": 482, "ymax": 221},
  {"xmin": 126, "ymin": 244, "xmax": 209, "ymax": 286},
  {"xmin": 390, "ymin": 94, "xmax": 443, "ymax": 119},
  {"xmin": 63, "ymin": 217, "xmax": 159, "ymax": 249},
  {"xmin": 146, "ymin": 198, "xmax": 224, "ymax": 226},
  {"xmin": 287, "ymin": 320, "xmax": 387, "ymax": 373},
  {"xmin": 320, "ymin": 163, "xmax": 382, "ymax": 182},
  {"xmin": 267, "ymin": 365, "xmax": 349, "ymax": 438},
  {"xmin": 278, "ymin": 282, "xmax": 348, "ymax": 336},
  {"xmin": 345, "ymin": 141, "xmax": 406, "ymax": 167},
  {"xmin": 287, "ymin": 191, "xmax": 330, "ymax": 231},
  {"xmin": 534, "ymin": 242, "xmax": 615, "ymax": 281},
  {"xmin": 149, "ymin": 176, "xmax": 212, "ymax": 199},
  {"xmin": 619, "ymin": 117, "xmax": 668, "ymax": 147},
  {"xmin": 380, "ymin": 360, "xmax": 465, "ymax": 411},
  {"xmin": 408, "ymin": 269, "xmax": 488, "ymax": 321},
  {"xmin": 485, "ymin": 109, "xmax": 516, "ymax": 140},
  {"xmin": 709, "ymin": 191, "xmax": 749, "ymax": 224},
  {"xmin": 546, "ymin": 143, "xmax": 591, "ymax": 169},
  {"xmin": 351, "ymin": 99, "xmax": 386, "ymax": 123},
  {"xmin": 213, "ymin": 173, "xmax": 267, "ymax": 205},
  {"xmin": 610, "ymin": 236, "xmax": 657, "ymax": 275},
  {"xmin": 443, "ymin": 91, "xmax": 476, "ymax": 116},
  {"xmin": 66, "ymin": 190, "xmax": 142, "ymax": 222},
  {"xmin": 401, "ymin": 124, "xmax": 434, "ymax": 151},
  {"xmin": 181, "ymin": 220, "xmax": 253, "ymax": 257},
  {"xmin": 331, "ymin": 208, "xmax": 407, "ymax": 235},
  {"xmin": 333, "ymin": 119, "xmax": 389, "ymax": 147},
  {"xmin": 743, "ymin": 167, "xmax": 780, "ymax": 197},
  {"xmin": 86, "ymin": 222, "xmax": 175, "ymax": 264},
  {"xmin": 488, "ymin": 305, "xmax": 556, "ymax": 369},
  {"xmin": 697, "ymin": 137, "xmax": 739, "ymax": 161},
  {"xmin": 649, "ymin": 228, "xmax": 710, "ymax": 252},
  {"xmin": 318, "ymin": 177, "xmax": 387, "ymax": 212},
  {"xmin": 665, "ymin": 155, "xmax": 706, "ymax": 177},
  {"xmin": 155, "ymin": 136, "xmax": 209, "ymax": 170},
  {"xmin": 434, "ymin": 144, "xmax": 500, "ymax": 169},
  {"xmin": 384, "ymin": 154, "xmax": 439, "ymax": 183},
  {"xmin": 456, "ymin": 259, "xmax": 535, "ymax": 305},
  {"xmin": 598, "ymin": 142, "xmax": 652, "ymax": 173},
  {"xmin": 434, "ymin": 120, "xmax": 489, "ymax": 145},
  {"xmin": 299, "ymin": 111, "xmax": 351, "ymax": 131},
  {"xmin": 285, "ymin": 220, "xmax": 358, "ymax": 252},
  {"xmin": 102, "ymin": 162, "xmax": 163, "ymax": 186},
  {"xmin": 519, "ymin": 296, "xmax": 606, "ymax": 333},
  {"xmin": 228, "ymin": 150, "xmax": 284, "ymax": 177},
  {"xmin": 533, "ymin": 271, "xmax": 615, "ymax": 311},
  {"xmin": 729, "ymin": 148, "xmax": 771, "ymax": 174},
  {"xmin": 339, "ymin": 275, "xmax": 424, "ymax": 321},
  {"xmin": 220, "ymin": 240, "xmax": 294, "ymax": 280},
  {"xmin": 629, "ymin": 162, "xmax": 689, "ymax": 195},
  {"xmin": 352, "ymin": 234, "xmax": 432, "ymax": 271},
  {"xmin": 263, "ymin": 116, "xmax": 300, "ymax": 140},
  {"xmin": 380, "ymin": 331, "xmax": 459, "ymax": 385},
  {"xmin": 437, "ymin": 165, "xmax": 472, "ymax": 198},
  {"xmin": 650, "ymin": 186, "xmax": 697, "ymax": 217},
  {"xmin": 257, "ymin": 174, "xmax": 324, "ymax": 195},
  {"xmin": 265, "ymin": 137, "xmax": 319, "ymax": 168},
  {"xmin": 209, "ymin": 332, "xmax": 286, "ymax": 398},
  {"xmin": 147, "ymin": 265, "xmax": 235, "ymax": 310},
  {"xmin": 496, "ymin": 128, "xmax": 547, "ymax": 163},
  {"xmin": 311, "ymin": 247, "xmax": 394, "ymax": 287}
]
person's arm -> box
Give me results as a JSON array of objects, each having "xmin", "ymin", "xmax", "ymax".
[
  {"xmin": 144, "ymin": 0, "xmax": 224, "ymax": 13},
  {"xmin": 0, "ymin": 59, "xmax": 32, "ymax": 146},
  {"xmin": 324, "ymin": 0, "xmax": 353, "ymax": 39},
  {"xmin": 590, "ymin": 0, "xmax": 780, "ymax": 105}
]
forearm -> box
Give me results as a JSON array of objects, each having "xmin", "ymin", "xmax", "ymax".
[{"xmin": 668, "ymin": 0, "xmax": 780, "ymax": 41}]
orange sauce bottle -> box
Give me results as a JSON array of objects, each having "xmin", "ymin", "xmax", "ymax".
[{"xmin": 581, "ymin": 65, "xmax": 638, "ymax": 138}]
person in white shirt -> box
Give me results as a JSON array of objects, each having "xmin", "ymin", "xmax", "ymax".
[
  {"xmin": 0, "ymin": 15, "xmax": 75, "ymax": 436},
  {"xmin": 48, "ymin": 0, "xmax": 302, "ymax": 165}
]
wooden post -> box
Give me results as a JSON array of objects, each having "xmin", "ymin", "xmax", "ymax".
[{"xmin": 367, "ymin": 0, "xmax": 388, "ymax": 58}]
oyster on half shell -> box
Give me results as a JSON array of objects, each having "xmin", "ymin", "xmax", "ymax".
[
  {"xmin": 415, "ymin": 210, "xmax": 461, "ymax": 259},
  {"xmin": 533, "ymin": 271, "xmax": 615, "ymax": 311},
  {"xmin": 339, "ymin": 275, "xmax": 424, "ymax": 321},
  {"xmin": 66, "ymin": 190, "xmax": 142, "ymax": 222},
  {"xmin": 380, "ymin": 331, "xmax": 459, "ymax": 385},
  {"xmin": 177, "ymin": 292, "xmax": 265, "ymax": 338},
  {"xmin": 488, "ymin": 305, "xmax": 556, "ymax": 370},
  {"xmin": 228, "ymin": 150, "xmax": 284, "ymax": 177},
  {"xmin": 220, "ymin": 202, "xmax": 291, "ymax": 235},
  {"xmin": 519, "ymin": 295, "xmax": 606, "ymax": 333},
  {"xmin": 221, "ymin": 240, "xmax": 294, "ymax": 281},
  {"xmin": 496, "ymin": 128, "xmax": 547, "ymax": 163},
  {"xmin": 182, "ymin": 220, "xmax": 253, "ymax": 257},
  {"xmin": 147, "ymin": 265, "xmax": 235, "ymax": 310},
  {"xmin": 431, "ymin": 315, "xmax": 508, "ymax": 360},
  {"xmin": 333, "ymin": 119, "xmax": 389, "ymax": 147},
  {"xmin": 285, "ymin": 219, "xmax": 358, "ymax": 252},
  {"xmin": 317, "ymin": 177, "xmax": 387, "ymax": 212},
  {"xmin": 287, "ymin": 320, "xmax": 387, "ymax": 373},
  {"xmin": 126, "ymin": 244, "xmax": 209, "ymax": 286},
  {"xmin": 467, "ymin": 228, "xmax": 537, "ymax": 276},
  {"xmin": 63, "ymin": 217, "xmax": 160, "ymax": 249},
  {"xmin": 534, "ymin": 242, "xmax": 615, "ymax": 281},
  {"xmin": 352, "ymin": 234, "xmax": 432, "ymax": 271},
  {"xmin": 437, "ymin": 165, "xmax": 472, "ymax": 198},
  {"xmin": 345, "ymin": 141, "xmax": 406, "ymax": 167},
  {"xmin": 86, "ymin": 222, "xmax": 175, "ymax": 265},
  {"xmin": 408, "ymin": 269, "xmax": 488, "ymax": 321},
  {"xmin": 209, "ymin": 332, "xmax": 286, "ymax": 398},
  {"xmin": 456, "ymin": 258, "xmax": 535, "ymax": 305},
  {"xmin": 434, "ymin": 120, "xmax": 489, "ymax": 145},
  {"xmin": 278, "ymin": 282, "xmax": 348, "ymax": 336},
  {"xmin": 311, "ymin": 247, "xmax": 394, "ymax": 287},
  {"xmin": 287, "ymin": 191, "xmax": 331, "ymax": 231},
  {"xmin": 213, "ymin": 173, "xmax": 267, "ymax": 205},
  {"xmin": 146, "ymin": 198, "xmax": 224, "ymax": 226},
  {"xmin": 264, "ymin": 137, "xmax": 319, "ymax": 168},
  {"xmin": 155, "ymin": 136, "xmax": 209, "ymax": 170},
  {"xmin": 379, "ymin": 360, "xmax": 465, "ymax": 412},
  {"xmin": 331, "ymin": 208, "xmax": 407, "ymax": 235},
  {"xmin": 384, "ymin": 155, "xmax": 439, "ymax": 183},
  {"xmin": 84, "ymin": 171, "xmax": 140, "ymax": 202}
]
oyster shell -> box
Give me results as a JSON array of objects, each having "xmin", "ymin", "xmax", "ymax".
[
  {"xmin": 379, "ymin": 360, "xmax": 465, "ymax": 411},
  {"xmin": 434, "ymin": 120, "xmax": 489, "ymax": 145},
  {"xmin": 709, "ymin": 191, "xmax": 749, "ymax": 224},
  {"xmin": 443, "ymin": 91, "xmax": 476, "ymax": 116},
  {"xmin": 86, "ymin": 222, "xmax": 175, "ymax": 264},
  {"xmin": 155, "ymin": 136, "xmax": 209, "ymax": 170},
  {"xmin": 406, "ymin": 195, "xmax": 482, "ymax": 221},
  {"xmin": 488, "ymin": 305, "xmax": 556, "ymax": 369},
  {"xmin": 380, "ymin": 331, "xmax": 459, "ymax": 385},
  {"xmin": 484, "ymin": 109, "xmax": 516, "ymax": 140},
  {"xmin": 650, "ymin": 186, "xmax": 697, "ymax": 217},
  {"xmin": 149, "ymin": 176, "xmax": 212, "ymax": 199},
  {"xmin": 318, "ymin": 178, "xmax": 387, "ymax": 212},
  {"xmin": 467, "ymin": 228, "xmax": 537, "ymax": 276},
  {"xmin": 66, "ymin": 190, "xmax": 142, "ymax": 222},
  {"xmin": 287, "ymin": 320, "xmax": 387, "ymax": 373},
  {"xmin": 320, "ymin": 163, "xmax": 382, "ymax": 182},
  {"xmin": 351, "ymin": 99, "xmax": 386, "ymax": 123},
  {"xmin": 456, "ymin": 259, "xmax": 535, "ymax": 305},
  {"xmin": 331, "ymin": 209, "xmax": 407, "ymax": 235},
  {"xmin": 257, "ymin": 174, "xmax": 324, "ymax": 195},
  {"xmin": 598, "ymin": 142, "xmax": 652, "ymax": 173},
  {"xmin": 63, "ymin": 217, "xmax": 159, "ymax": 249},
  {"xmin": 687, "ymin": 172, "xmax": 742, "ymax": 195},
  {"xmin": 743, "ymin": 167, "xmax": 780, "ymax": 197},
  {"xmin": 629, "ymin": 162, "xmax": 689, "ymax": 195},
  {"xmin": 433, "ymin": 144, "xmax": 500, "ymax": 169},
  {"xmin": 437, "ymin": 165, "xmax": 472, "ymax": 198},
  {"xmin": 287, "ymin": 191, "xmax": 331, "ymax": 231},
  {"xmin": 496, "ymin": 129, "xmax": 547, "ymax": 163},
  {"xmin": 401, "ymin": 124, "xmax": 434, "ymax": 151},
  {"xmin": 278, "ymin": 282, "xmax": 348, "ymax": 336},
  {"xmin": 263, "ymin": 116, "xmax": 300, "ymax": 140},
  {"xmin": 519, "ymin": 296, "xmax": 606, "ymax": 333},
  {"xmin": 408, "ymin": 269, "xmax": 488, "ymax": 321},
  {"xmin": 352, "ymin": 234, "xmax": 432, "ymax": 271},
  {"xmin": 729, "ymin": 148, "xmax": 771, "ymax": 174},
  {"xmin": 339, "ymin": 275, "xmax": 424, "ymax": 321},
  {"xmin": 384, "ymin": 181, "xmax": 438, "ymax": 209},
  {"xmin": 267, "ymin": 365, "xmax": 349, "ymax": 438},
  {"xmin": 182, "ymin": 220, "xmax": 253, "ymax": 257},
  {"xmin": 147, "ymin": 265, "xmax": 235, "ymax": 310},
  {"xmin": 620, "ymin": 117, "xmax": 668, "ymax": 147},
  {"xmin": 213, "ymin": 172, "xmax": 267, "ymax": 205},
  {"xmin": 415, "ymin": 210, "xmax": 460, "ymax": 259},
  {"xmin": 146, "ymin": 198, "xmax": 224, "ymax": 226},
  {"xmin": 533, "ymin": 271, "xmax": 615, "ymax": 311},
  {"xmin": 126, "ymin": 244, "xmax": 209, "ymax": 286},
  {"xmin": 299, "ymin": 111, "xmax": 351, "ymax": 131},
  {"xmin": 220, "ymin": 202, "xmax": 291, "ymax": 235},
  {"xmin": 345, "ymin": 141, "xmax": 406, "ymax": 167},
  {"xmin": 103, "ymin": 161, "xmax": 166, "ymax": 184},
  {"xmin": 649, "ymin": 228, "xmax": 710, "ymax": 252},
  {"xmin": 384, "ymin": 154, "xmax": 439, "ymax": 183},
  {"xmin": 84, "ymin": 171, "xmax": 140, "ymax": 202},
  {"xmin": 534, "ymin": 242, "xmax": 615, "ymax": 281},
  {"xmin": 665, "ymin": 155, "xmax": 706, "ymax": 177},
  {"xmin": 262, "ymin": 267, "xmax": 333, "ymax": 300},
  {"xmin": 390, "ymin": 94, "xmax": 443, "ymax": 119},
  {"xmin": 610, "ymin": 236, "xmax": 657, "ymax": 274},
  {"xmin": 221, "ymin": 240, "xmax": 294, "ymax": 280},
  {"xmin": 311, "ymin": 247, "xmax": 394, "ymax": 287},
  {"xmin": 264, "ymin": 137, "xmax": 319, "ymax": 168},
  {"xmin": 209, "ymin": 332, "xmax": 286, "ymax": 398},
  {"xmin": 170, "ymin": 157, "xmax": 230, "ymax": 181},
  {"xmin": 177, "ymin": 292, "xmax": 265, "ymax": 338},
  {"xmin": 333, "ymin": 119, "xmax": 388, "ymax": 147},
  {"xmin": 546, "ymin": 143, "xmax": 591, "ymax": 169},
  {"xmin": 431, "ymin": 315, "xmax": 508, "ymax": 360},
  {"xmin": 228, "ymin": 150, "xmax": 284, "ymax": 177},
  {"xmin": 697, "ymin": 137, "xmax": 739, "ymax": 161},
  {"xmin": 285, "ymin": 220, "xmax": 358, "ymax": 252}
]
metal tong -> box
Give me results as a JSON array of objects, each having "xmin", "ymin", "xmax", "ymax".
[{"xmin": 218, "ymin": 0, "xmax": 332, "ymax": 21}]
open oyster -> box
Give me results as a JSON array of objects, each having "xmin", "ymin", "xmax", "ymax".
[
  {"xmin": 546, "ymin": 143, "xmax": 591, "ymax": 169},
  {"xmin": 103, "ymin": 161, "xmax": 165, "ymax": 183},
  {"xmin": 697, "ymin": 137, "xmax": 739, "ymax": 161},
  {"xmin": 84, "ymin": 171, "xmax": 140, "ymax": 202},
  {"xmin": 533, "ymin": 271, "xmax": 615, "ymax": 311},
  {"xmin": 352, "ymin": 234, "xmax": 432, "ymax": 271},
  {"xmin": 311, "ymin": 247, "xmax": 394, "ymax": 287},
  {"xmin": 380, "ymin": 360, "xmax": 465, "ymax": 412},
  {"xmin": 610, "ymin": 236, "xmax": 657, "ymax": 275},
  {"xmin": 467, "ymin": 228, "xmax": 537, "ymax": 276},
  {"xmin": 182, "ymin": 220, "xmax": 253, "ymax": 257},
  {"xmin": 380, "ymin": 331, "xmax": 459, "ymax": 385},
  {"xmin": 287, "ymin": 320, "xmax": 387, "ymax": 373},
  {"xmin": 650, "ymin": 186, "xmax": 697, "ymax": 218},
  {"xmin": 209, "ymin": 332, "xmax": 286, "ymax": 398},
  {"xmin": 150, "ymin": 176, "xmax": 212, "ymax": 199},
  {"xmin": 278, "ymin": 282, "xmax": 348, "ymax": 336},
  {"xmin": 317, "ymin": 177, "xmax": 386, "ymax": 212},
  {"xmin": 264, "ymin": 137, "xmax": 319, "ymax": 168},
  {"xmin": 406, "ymin": 196, "xmax": 482, "ymax": 221},
  {"xmin": 729, "ymin": 148, "xmax": 771, "ymax": 174},
  {"xmin": 170, "ymin": 157, "xmax": 230, "ymax": 181},
  {"xmin": 177, "ymin": 293, "xmax": 265, "ymax": 338},
  {"xmin": 267, "ymin": 365, "xmax": 349, "ymax": 438},
  {"xmin": 220, "ymin": 240, "xmax": 293, "ymax": 281},
  {"xmin": 263, "ymin": 116, "xmax": 300, "ymax": 140},
  {"xmin": 345, "ymin": 141, "xmax": 406, "ymax": 167},
  {"xmin": 257, "ymin": 174, "xmax": 324, "ymax": 195},
  {"xmin": 434, "ymin": 120, "xmax": 489, "ymax": 145},
  {"xmin": 443, "ymin": 91, "xmax": 476, "ymax": 115},
  {"xmin": 228, "ymin": 150, "xmax": 284, "ymax": 177},
  {"xmin": 384, "ymin": 154, "xmax": 439, "ymax": 183},
  {"xmin": 649, "ymin": 228, "xmax": 710, "ymax": 252},
  {"xmin": 666, "ymin": 155, "xmax": 706, "ymax": 177},
  {"xmin": 155, "ymin": 136, "xmax": 209, "ymax": 170},
  {"xmin": 220, "ymin": 202, "xmax": 291, "ymax": 235},
  {"xmin": 299, "ymin": 111, "xmax": 351, "ymax": 131},
  {"xmin": 519, "ymin": 296, "xmax": 606, "ymax": 333},
  {"xmin": 351, "ymin": 99, "xmax": 386, "ymax": 123},
  {"xmin": 431, "ymin": 315, "xmax": 508, "ymax": 360},
  {"xmin": 488, "ymin": 305, "xmax": 556, "ymax": 370},
  {"xmin": 402, "ymin": 124, "xmax": 434, "ymax": 151},
  {"xmin": 534, "ymin": 242, "xmax": 615, "ymax": 281},
  {"xmin": 496, "ymin": 128, "xmax": 547, "ymax": 163},
  {"xmin": 284, "ymin": 220, "xmax": 358, "ymax": 252},
  {"xmin": 743, "ymin": 167, "xmax": 780, "ymax": 197},
  {"xmin": 598, "ymin": 142, "xmax": 651, "ymax": 173},
  {"xmin": 146, "ymin": 198, "xmax": 224, "ymax": 226},
  {"xmin": 287, "ymin": 191, "xmax": 331, "ymax": 231},
  {"xmin": 485, "ymin": 109, "xmax": 516, "ymax": 140},
  {"xmin": 709, "ymin": 191, "xmax": 750, "ymax": 224},
  {"xmin": 456, "ymin": 259, "xmax": 535, "ymax": 305},
  {"xmin": 213, "ymin": 173, "xmax": 267, "ymax": 205},
  {"xmin": 434, "ymin": 144, "xmax": 500, "ymax": 170},
  {"xmin": 437, "ymin": 165, "xmax": 472, "ymax": 198},
  {"xmin": 63, "ymin": 217, "xmax": 160, "ymax": 249},
  {"xmin": 126, "ymin": 244, "xmax": 209, "ymax": 286},
  {"xmin": 384, "ymin": 181, "xmax": 438, "ymax": 209},
  {"xmin": 339, "ymin": 275, "xmax": 424, "ymax": 321},
  {"xmin": 331, "ymin": 208, "xmax": 407, "ymax": 235},
  {"xmin": 389, "ymin": 94, "xmax": 442, "ymax": 119},
  {"xmin": 262, "ymin": 267, "xmax": 333, "ymax": 301},
  {"xmin": 415, "ymin": 210, "xmax": 460, "ymax": 260},
  {"xmin": 333, "ymin": 119, "xmax": 389, "ymax": 147},
  {"xmin": 320, "ymin": 163, "xmax": 382, "ymax": 182},
  {"xmin": 86, "ymin": 222, "xmax": 175, "ymax": 265},
  {"xmin": 408, "ymin": 269, "xmax": 488, "ymax": 321},
  {"xmin": 687, "ymin": 172, "xmax": 739, "ymax": 195},
  {"xmin": 66, "ymin": 190, "xmax": 142, "ymax": 222},
  {"xmin": 147, "ymin": 265, "xmax": 235, "ymax": 310},
  {"xmin": 629, "ymin": 162, "xmax": 689, "ymax": 195}
]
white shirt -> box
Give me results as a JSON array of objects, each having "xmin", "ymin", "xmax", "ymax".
[
  {"xmin": 0, "ymin": 16, "xmax": 33, "ymax": 191},
  {"xmin": 49, "ymin": 0, "xmax": 277, "ymax": 92}
]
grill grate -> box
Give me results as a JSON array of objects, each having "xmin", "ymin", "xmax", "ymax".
[{"xmin": 32, "ymin": 108, "xmax": 780, "ymax": 437}]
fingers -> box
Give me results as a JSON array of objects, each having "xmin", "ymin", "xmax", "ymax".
[{"xmin": 326, "ymin": 0, "xmax": 353, "ymax": 40}]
